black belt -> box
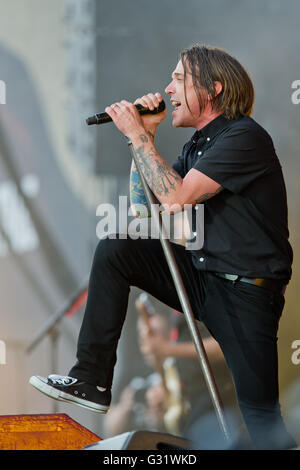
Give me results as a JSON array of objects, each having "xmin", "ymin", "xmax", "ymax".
[{"xmin": 213, "ymin": 272, "xmax": 287, "ymax": 295}]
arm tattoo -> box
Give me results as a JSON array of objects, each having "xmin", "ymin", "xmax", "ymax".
[
  {"xmin": 129, "ymin": 131, "xmax": 158, "ymax": 215},
  {"xmin": 140, "ymin": 134, "xmax": 148, "ymax": 143},
  {"xmin": 130, "ymin": 168, "xmax": 149, "ymax": 207},
  {"xmin": 194, "ymin": 186, "xmax": 223, "ymax": 204},
  {"xmin": 129, "ymin": 131, "xmax": 162, "ymax": 217},
  {"xmin": 133, "ymin": 133, "xmax": 181, "ymax": 197}
]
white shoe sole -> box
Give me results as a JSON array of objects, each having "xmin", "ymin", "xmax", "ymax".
[{"xmin": 29, "ymin": 376, "xmax": 109, "ymax": 414}]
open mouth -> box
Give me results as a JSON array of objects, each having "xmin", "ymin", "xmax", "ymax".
[{"xmin": 171, "ymin": 100, "xmax": 181, "ymax": 112}]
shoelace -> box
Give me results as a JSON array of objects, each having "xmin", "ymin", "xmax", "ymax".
[{"xmin": 49, "ymin": 376, "xmax": 75, "ymax": 386}]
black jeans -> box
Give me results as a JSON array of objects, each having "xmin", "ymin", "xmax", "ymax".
[{"xmin": 69, "ymin": 235, "xmax": 296, "ymax": 449}]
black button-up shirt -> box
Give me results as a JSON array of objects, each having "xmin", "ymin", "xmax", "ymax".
[{"xmin": 172, "ymin": 114, "xmax": 293, "ymax": 282}]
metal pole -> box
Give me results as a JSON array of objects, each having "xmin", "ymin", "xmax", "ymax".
[{"xmin": 128, "ymin": 139, "xmax": 230, "ymax": 442}]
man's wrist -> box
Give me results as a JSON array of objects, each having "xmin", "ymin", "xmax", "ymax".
[
  {"xmin": 129, "ymin": 129, "xmax": 152, "ymax": 146},
  {"xmin": 129, "ymin": 127, "xmax": 157, "ymax": 144},
  {"xmin": 146, "ymin": 128, "xmax": 156, "ymax": 141}
]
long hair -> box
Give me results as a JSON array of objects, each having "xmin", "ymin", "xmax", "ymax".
[{"xmin": 180, "ymin": 44, "xmax": 254, "ymax": 120}]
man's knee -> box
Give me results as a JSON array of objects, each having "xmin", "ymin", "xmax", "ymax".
[{"xmin": 94, "ymin": 234, "xmax": 133, "ymax": 265}]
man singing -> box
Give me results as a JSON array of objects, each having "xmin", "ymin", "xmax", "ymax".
[{"xmin": 30, "ymin": 44, "xmax": 296, "ymax": 449}]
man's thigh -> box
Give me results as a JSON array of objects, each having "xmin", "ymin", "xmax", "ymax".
[
  {"xmin": 201, "ymin": 274, "xmax": 284, "ymax": 405},
  {"xmin": 106, "ymin": 235, "xmax": 208, "ymax": 320}
]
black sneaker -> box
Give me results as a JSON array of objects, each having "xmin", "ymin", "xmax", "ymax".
[{"xmin": 29, "ymin": 374, "xmax": 111, "ymax": 413}]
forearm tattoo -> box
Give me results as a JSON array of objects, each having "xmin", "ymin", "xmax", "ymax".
[
  {"xmin": 133, "ymin": 133, "xmax": 181, "ymax": 198},
  {"xmin": 129, "ymin": 131, "xmax": 155, "ymax": 216},
  {"xmin": 130, "ymin": 169, "xmax": 149, "ymax": 207},
  {"xmin": 131, "ymin": 133, "xmax": 222, "ymax": 211}
]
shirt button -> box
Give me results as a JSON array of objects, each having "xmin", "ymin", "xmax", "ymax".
[
  {"xmin": 199, "ymin": 257, "xmax": 205, "ymax": 262},
  {"xmin": 193, "ymin": 232, "xmax": 197, "ymax": 237},
  {"xmin": 206, "ymin": 137, "xmax": 210, "ymax": 141},
  {"xmin": 197, "ymin": 151, "xmax": 202, "ymax": 156}
]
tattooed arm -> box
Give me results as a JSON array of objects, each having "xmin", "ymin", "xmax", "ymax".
[
  {"xmin": 130, "ymin": 129, "xmax": 156, "ymax": 218},
  {"xmin": 105, "ymin": 98, "xmax": 223, "ymax": 212},
  {"xmin": 130, "ymin": 132, "xmax": 183, "ymax": 211},
  {"xmin": 130, "ymin": 158, "xmax": 151, "ymax": 218},
  {"xmin": 130, "ymin": 132, "xmax": 223, "ymax": 212}
]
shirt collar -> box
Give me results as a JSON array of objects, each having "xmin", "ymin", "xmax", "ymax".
[{"xmin": 191, "ymin": 113, "xmax": 229, "ymax": 143}]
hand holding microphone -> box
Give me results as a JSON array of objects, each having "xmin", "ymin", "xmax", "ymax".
[{"xmin": 86, "ymin": 92, "xmax": 166, "ymax": 139}]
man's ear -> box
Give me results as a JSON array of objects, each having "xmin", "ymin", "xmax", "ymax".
[
  {"xmin": 208, "ymin": 81, "xmax": 223, "ymax": 101},
  {"xmin": 214, "ymin": 81, "xmax": 223, "ymax": 96}
]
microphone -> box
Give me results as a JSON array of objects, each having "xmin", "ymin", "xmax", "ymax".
[{"xmin": 86, "ymin": 100, "xmax": 166, "ymax": 125}]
